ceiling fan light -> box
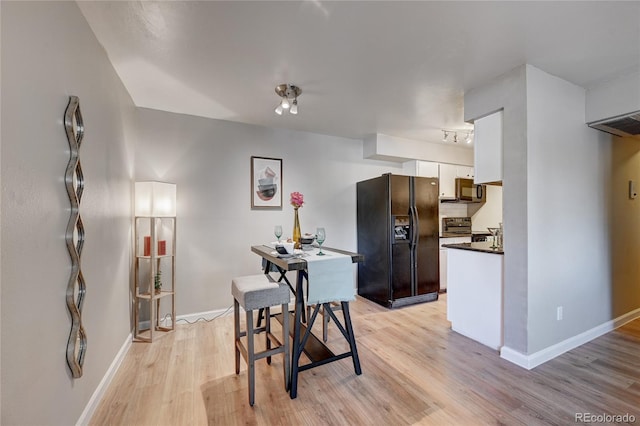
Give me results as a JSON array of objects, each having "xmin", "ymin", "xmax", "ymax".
[{"xmin": 274, "ymin": 84, "xmax": 301, "ymax": 116}]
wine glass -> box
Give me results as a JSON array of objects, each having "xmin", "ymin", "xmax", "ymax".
[
  {"xmin": 274, "ymin": 225, "xmax": 283, "ymax": 243},
  {"xmin": 487, "ymin": 227, "xmax": 499, "ymax": 249},
  {"xmin": 316, "ymin": 227, "xmax": 326, "ymax": 256}
]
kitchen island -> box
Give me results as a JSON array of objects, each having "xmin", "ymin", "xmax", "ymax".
[{"xmin": 442, "ymin": 241, "xmax": 504, "ymax": 350}]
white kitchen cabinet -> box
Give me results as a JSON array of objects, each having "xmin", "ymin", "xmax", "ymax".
[
  {"xmin": 474, "ymin": 110, "xmax": 503, "ymax": 184},
  {"xmin": 417, "ymin": 161, "xmax": 439, "ymax": 177},
  {"xmin": 456, "ymin": 166, "xmax": 474, "ymax": 179},
  {"xmin": 440, "ymin": 249, "xmax": 447, "ymax": 291},
  {"xmin": 438, "ymin": 163, "xmax": 457, "ymax": 198},
  {"xmin": 439, "ymin": 237, "xmax": 471, "ymax": 291},
  {"xmin": 447, "ymin": 247, "xmax": 503, "ymax": 350},
  {"xmin": 402, "ymin": 160, "xmax": 439, "ymax": 177}
]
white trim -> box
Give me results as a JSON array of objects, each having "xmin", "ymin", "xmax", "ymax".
[
  {"xmin": 175, "ymin": 306, "xmax": 234, "ymax": 323},
  {"xmin": 138, "ymin": 306, "xmax": 235, "ymax": 330},
  {"xmin": 500, "ymin": 307, "xmax": 640, "ymax": 370},
  {"xmin": 173, "ymin": 304, "xmax": 291, "ymax": 324},
  {"xmin": 612, "ymin": 306, "xmax": 640, "ymax": 328},
  {"xmin": 76, "ymin": 334, "xmax": 132, "ymax": 426}
]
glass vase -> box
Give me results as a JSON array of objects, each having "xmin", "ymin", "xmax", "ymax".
[{"xmin": 293, "ymin": 207, "xmax": 301, "ymax": 249}]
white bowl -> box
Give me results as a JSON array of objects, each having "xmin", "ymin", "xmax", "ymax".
[{"xmin": 282, "ymin": 242, "xmax": 295, "ymax": 254}]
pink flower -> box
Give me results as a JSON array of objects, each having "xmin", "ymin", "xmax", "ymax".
[{"xmin": 290, "ymin": 192, "xmax": 304, "ymax": 208}]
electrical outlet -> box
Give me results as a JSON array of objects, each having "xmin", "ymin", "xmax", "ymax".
[{"xmin": 557, "ymin": 306, "xmax": 563, "ymax": 321}]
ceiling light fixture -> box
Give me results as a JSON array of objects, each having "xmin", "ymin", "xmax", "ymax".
[
  {"xmin": 442, "ymin": 128, "xmax": 474, "ymax": 144},
  {"xmin": 274, "ymin": 84, "xmax": 301, "ymax": 116},
  {"xmin": 465, "ymin": 131, "xmax": 474, "ymax": 144}
]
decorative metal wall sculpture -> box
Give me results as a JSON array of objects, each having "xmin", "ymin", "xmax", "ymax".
[{"xmin": 64, "ymin": 96, "xmax": 87, "ymax": 378}]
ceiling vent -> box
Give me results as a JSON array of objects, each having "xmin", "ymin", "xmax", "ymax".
[{"xmin": 588, "ymin": 111, "xmax": 640, "ymax": 138}]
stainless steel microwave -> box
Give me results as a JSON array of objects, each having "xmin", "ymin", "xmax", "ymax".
[{"xmin": 455, "ymin": 178, "xmax": 486, "ymax": 203}]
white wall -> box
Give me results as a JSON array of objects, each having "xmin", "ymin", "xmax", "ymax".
[
  {"xmin": 465, "ymin": 65, "xmax": 529, "ymax": 354},
  {"xmin": 470, "ymin": 185, "xmax": 502, "ymax": 232},
  {"xmin": 526, "ymin": 66, "xmax": 611, "ymax": 353},
  {"xmin": 134, "ymin": 109, "xmax": 403, "ymax": 314},
  {"xmin": 585, "ymin": 65, "xmax": 640, "ymax": 123},
  {"xmin": 1, "ymin": 2, "xmax": 135, "ymax": 424},
  {"xmin": 364, "ymin": 133, "xmax": 474, "ymax": 165},
  {"xmin": 465, "ymin": 64, "xmax": 615, "ymax": 358}
]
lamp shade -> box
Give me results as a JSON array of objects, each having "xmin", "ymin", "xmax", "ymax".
[{"xmin": 135, "ymin": 181, "xmax": 176, "ymax": 217}]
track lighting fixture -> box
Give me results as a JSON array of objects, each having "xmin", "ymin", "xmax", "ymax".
[
  {"xmin": 442, "ymin": 128, "xmax": 474, "ymax": 144},
  {"xmin": 465, "ymin": 131, "xmax": 474, "ymax": 144},
  {"xmin": 274, "ymin": 84, "xmax": 301, "ymax": 116}
]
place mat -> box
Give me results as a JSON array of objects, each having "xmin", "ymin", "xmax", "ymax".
[{"xmin": 305, "ymin": 248, "xmax": 355, "ymax": 304}]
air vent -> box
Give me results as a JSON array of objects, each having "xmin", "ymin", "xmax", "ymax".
[{"xmin": 588, "ymin": 111, "xmax": 640, "ymax": 138}]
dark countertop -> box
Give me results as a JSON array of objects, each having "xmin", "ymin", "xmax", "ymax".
[{"xmin": 441, "ymin": 241, "xmax": 504, "ymax": 255}]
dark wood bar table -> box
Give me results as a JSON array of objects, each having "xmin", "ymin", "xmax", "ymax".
[{"xmin": 250, "ymin": 244, "xmax": 364, "ymax": 399}]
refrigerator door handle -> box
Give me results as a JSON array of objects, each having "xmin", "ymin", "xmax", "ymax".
[
  {"xmin": 412, "ymin": 206, "xmax": 420, "ymax": 246},
  {"xmin": 408, "ymin": 208, "xmax": 415, "ymax": 247}
]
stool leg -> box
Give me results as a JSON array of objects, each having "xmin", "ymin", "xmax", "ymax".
[
  {"xmin": 246, "ymin": 309, "xmax": 255, "ymax": 406},
  {"xmin": 282, "ymin": 302, "xmax": 290, "ymax": 391},
  {"xmin": 234, "ymin": 299, "xmax": 240, "ymax": 375},
  {"xmin": 265, "ymin": 306, "xmax": 272, "ymax": 365}
]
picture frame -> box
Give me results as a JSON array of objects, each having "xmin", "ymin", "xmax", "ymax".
[{"xmin": 251, "ymin": 156, "xmax": 282, "ymax": 210}]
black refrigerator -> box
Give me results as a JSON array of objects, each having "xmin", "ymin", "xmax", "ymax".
[{"xmin": 356, "ymin": 173, "xmax": 440, "ymax": 308}]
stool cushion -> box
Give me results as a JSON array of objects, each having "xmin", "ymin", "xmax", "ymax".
[{"xmin": 232, "ymin": 274, "xmax": 290, "ymax": 311}]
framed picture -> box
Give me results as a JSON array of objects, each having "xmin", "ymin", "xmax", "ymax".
[{"xmin": 251, "ymin": 156, "xmax": 282, "ymax": 210}]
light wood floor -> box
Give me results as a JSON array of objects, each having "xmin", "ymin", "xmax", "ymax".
[{"xmin": 90, "ymin": 295, "xmax": 640, "ymax": 425}]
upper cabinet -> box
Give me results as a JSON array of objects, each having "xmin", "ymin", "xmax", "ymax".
[
  {"xmin": 456, "ymin": 166, "xmax": 474, "ymax": 179},
  {"xmin": 416, "ymin": 161, "xmax": 439, "ymax": 178},
  {"xmin": 439, "ymin": 163, "xmax": 457, "ymax": 198},
  {"xmin": 402, "ymin": 160, "xmax": 473, "ymax": 199},
  {"xmin": 402, "ymin": 160, "xmax": 439, "ymax": 178},
  {"xmin": 474, "ymin": 110, "xmax": 503, "ymax": 184}
]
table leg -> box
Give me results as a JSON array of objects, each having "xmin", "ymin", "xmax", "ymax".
[
  {"xmin": 342, "ymin": 301, "xmax": 362, "ymax": 375},
  {"xmin": 259, "ymin": 261, "xmax": 298, "ymax": 327},
  {"xmin": 289, "ymin": 270, "xmax": 305, "ymax": 399}
]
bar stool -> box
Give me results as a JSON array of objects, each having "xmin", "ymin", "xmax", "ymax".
[
  {"xmin": 232, "ymin": 274, "xmax": 290, "ymax": 406},
  {"xmin": 307, "ymin": 302, "xmax": 342, "ymax": 342}
]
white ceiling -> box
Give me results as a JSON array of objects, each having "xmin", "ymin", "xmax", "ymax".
[{"xmin": 78, "ymin": 1, "xmax": 640, "ymax": 147}]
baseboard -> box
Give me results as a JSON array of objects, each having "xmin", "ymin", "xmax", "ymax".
[
  {"xmin": 76, "ymin": 333, "xmax": 132, "ymax": 426},
  {"xmin": 175, "ymin": 306, "xmax": 234, "ymax": 324},
  {"xmin": 136, "ymin": 306, "xmax": 234, "ymax": 330},
  {"xmin": 500, "ymin": 307, "xmax": 640, "ymax": 370}
]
